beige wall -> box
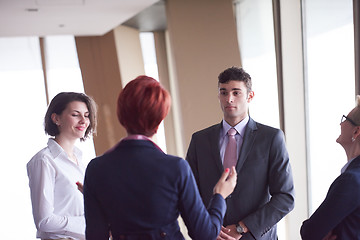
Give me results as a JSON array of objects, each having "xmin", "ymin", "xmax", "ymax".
[
  {"xmin": 113, "ymin": 25, "xmax": 146, "ymax": 87},
  {"xmin": 76, "ymin": 0, "xmax": 242, "ymax": 158},
  {"xmin": 76, "ymin": 31, "xmax": 125, "ymax": 155},
  {"xmin": 75, "ymin": 26, "xmax": 145, "ymax": 155},
  {"xmin": 165, "ymin": 0, "xmax": 242, "ymax": 157}
]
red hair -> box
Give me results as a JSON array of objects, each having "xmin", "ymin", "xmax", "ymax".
[{"xmin": 117, "ymin": 75, "xmax": 171, "ymax": 136}]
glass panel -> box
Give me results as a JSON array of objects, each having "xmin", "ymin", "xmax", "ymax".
[
  {"xmin": 44, "ymin": 35, "xmax": 96, "ymax": 164},
  {"xmin": 0, "ymin": 36, "xmax": 97, "ymax": 239},
  {"xmin": 303, "ymin": 0, "xmax": 355, "ymax": 213},
  {"xmin": 235, "ymin": 0, "xmax": 280, "ymax": 128},
  {"xmin": 0, "ymin": 37, "xmax": 46, "ymax": 239},
  {"xmin": 139, "ymin": 32, "xmax": 167, "ymax": 153},
  {"xmin": 234, "ymin": 0, "xmax": 284, "ymax": 238}
]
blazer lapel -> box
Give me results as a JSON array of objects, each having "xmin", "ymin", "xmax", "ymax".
[
  {"xmin": 236, "ymin": 117, "xmax": 257, "ymax": 172},
  {"xmin": 210, "ymin": 123, "xmax": 224, "ymax": 173}
]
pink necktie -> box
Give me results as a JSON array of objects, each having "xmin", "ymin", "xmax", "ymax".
[{"xmin": 223, "ymin": 128, "xmax": 237, "ymax": 170}]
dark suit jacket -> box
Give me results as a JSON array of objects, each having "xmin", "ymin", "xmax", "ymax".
[
  {"xmin": 300, "ymin": 156, "xmax": 360, "ymax": 240},
  {"xmin": 186, "ymin": 118, "xmax": 295, "ymax": 240},
  {"xmin": 83, "ymin": 139, "xmax": 227, "ymax": 240}
]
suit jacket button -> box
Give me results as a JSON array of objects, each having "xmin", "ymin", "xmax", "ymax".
[{"xmin": 160, "ymin": 232, "xmax": 167, "ymax": 238}]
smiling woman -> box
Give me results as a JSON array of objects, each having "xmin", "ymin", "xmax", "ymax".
[
  {"xmin": 0, "ymin": 36, "xmax": 99, "ymax": 240},
  {"xmin": 44, "ymin": 93, "xmax": 97, "ymax": 142},
  {"xmin": 27, "ymin": 92, "xmax": 97, "ymax": 240}
]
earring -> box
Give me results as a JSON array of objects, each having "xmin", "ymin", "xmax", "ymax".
[{"xmin": 352, "ymin": 137, "xmax": 356, "ymax": 142}]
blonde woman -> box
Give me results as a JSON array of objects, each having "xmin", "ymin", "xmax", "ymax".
[{"xmin": 301, "ymin": 95, "xmax": 360, "ymax": 240}]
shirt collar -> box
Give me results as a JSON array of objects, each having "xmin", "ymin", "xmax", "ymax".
[
  {"xmin": 221, "ymin": 116, "xmax": 249, "ymax": 138},
  {"xmin": 47, "ymin": 138, "xmax": 82, "ymax": 161},
  {"xmin": 341, "ymin": 156, "xmax": 357, "ymax": 173}
]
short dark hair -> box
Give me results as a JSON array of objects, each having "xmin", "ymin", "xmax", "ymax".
[
  {"xmin": 44, "ymin": 92, "xmax": 97, "ymax": 141},
  {"xmin": 218, "ymin": 66, "xmax": 252, "ymax": 92},
  {"xmin": 117, "ymin": 75, "xmax": 171, "ymax": 137}
]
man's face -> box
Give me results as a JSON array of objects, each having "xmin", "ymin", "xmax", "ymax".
[{"xmin": 218, "ymin": 80, "xmax": 254, "ymax": 126}]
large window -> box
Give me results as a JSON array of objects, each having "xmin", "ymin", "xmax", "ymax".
[
  {"xmin": 234, "ymin": 0, "xmax": 280, "ymax": 129},
  {"xmin": 303, "ymin": 0, "xmax": 355, "ymax": 213},
  {"xmin": 234, "ymin": 0, "xmax": 285, "ymax": 238},
  {"xmin": 0, "ymin": 37, "xmax": 47, "ymax": 239},
  {"xmin": 139, "ymin": 32, "xmax": 167, "ymax": 152},
  {"xmin": 0, "ymin": 36, "xmax": 96, "ymax": 239}
]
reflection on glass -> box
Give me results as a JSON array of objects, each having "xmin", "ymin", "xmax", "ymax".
[{"xmin": 303, "ymin": 0, "xmax": 355, "ymax": 213}]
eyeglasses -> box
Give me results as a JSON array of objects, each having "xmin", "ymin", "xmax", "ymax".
[{"xmin": 341, "ymin": 115, "xmax": 358, "ymax": 126}]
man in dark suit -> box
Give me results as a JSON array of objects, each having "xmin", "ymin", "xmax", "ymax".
[{"xmin": 186, "ymin": 67, "xmax": 295, "ymax": 240}]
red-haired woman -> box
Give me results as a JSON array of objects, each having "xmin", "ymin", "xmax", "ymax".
[{"xmin": 83, "ymin": 75, "xmax": 237, "ymax": 240}]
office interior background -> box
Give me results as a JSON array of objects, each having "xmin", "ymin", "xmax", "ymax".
[{"xmin": 0, "ymin": 0, "xmax": 359, "ymax": 239}]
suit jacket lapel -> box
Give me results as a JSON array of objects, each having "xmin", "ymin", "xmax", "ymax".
[
  {"xmin": 211, "ymin": 122, "xmax": 224, "ymax": 173},
  {"xmin": 236, "ymin": 117, "xmax": 257, "ymax": 172}
]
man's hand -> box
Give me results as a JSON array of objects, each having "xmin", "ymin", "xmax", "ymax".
[
  {"xmin": 217, "ymin": 226, "xmax": 241, "ymax": 240},
  {"xmin": 225, "ymin": 224, "xmax": 243, "ymax": 239}
]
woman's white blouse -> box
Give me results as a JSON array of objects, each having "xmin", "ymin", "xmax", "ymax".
[{"xmin": 27, "ymin": 138, "xmax": 86, "ymax": 240}]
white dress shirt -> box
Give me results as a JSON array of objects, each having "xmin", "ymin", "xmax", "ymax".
[{"xmin": 27, "ymin": 138, "xmax": 86, "ymax": 240}]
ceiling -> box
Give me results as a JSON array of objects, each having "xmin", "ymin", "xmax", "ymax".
[{"xmin": 0, "ymin": 0, "xmax": 162, "ymax": 37}]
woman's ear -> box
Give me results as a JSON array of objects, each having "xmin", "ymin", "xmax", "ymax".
[{"xmin": 51, "ymin": 113, "xmax": 59, "ymax": 126}]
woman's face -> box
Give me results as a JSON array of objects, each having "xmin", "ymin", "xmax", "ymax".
[
  {"xmin": 53, "ymin": 101, "xmax": 90, "ymax": 140},
  {"xmin": 337, "ymin": 108, "xmax": 357, "ymax": 147}
]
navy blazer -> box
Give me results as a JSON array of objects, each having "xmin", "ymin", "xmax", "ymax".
[
  {"xmin": 84, "ymin": 139, "xmax": 227, "ymax": 240},
  {"xmin": 186, "ymin": 118, "xmax": 295, "ymax": 239},
  {"xmin": 301, "ymin": 156, "xmax": 360, "ymax": 240}
]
